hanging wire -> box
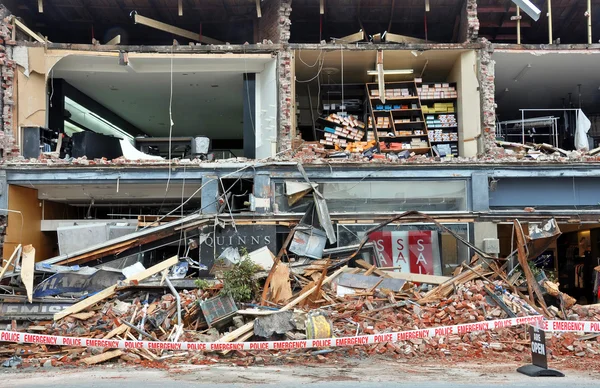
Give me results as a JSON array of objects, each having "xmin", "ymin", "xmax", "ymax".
[{"xmin": 166, "ymin": 43, "xmax": 175, "ymax": 192}]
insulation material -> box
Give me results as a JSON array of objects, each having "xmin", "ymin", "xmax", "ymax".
[
  {"xmin": 575, "ymin": 109, "xmax": 591, "ymax": 151},
  {"xmin": 119, "ymin": 139, "xmax": 163, "ymax": 160},
  {"xmin": 12, "ymin": 46, "xmax": 29, "ymax": 77}
]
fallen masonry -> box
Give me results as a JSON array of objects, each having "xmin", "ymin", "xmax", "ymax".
[{"xmin": 0, "ymin": 211, "xmax": 599, "ymax": 369}]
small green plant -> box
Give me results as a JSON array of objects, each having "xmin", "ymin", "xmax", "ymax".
[
  {"xmin": 221, "ymin": 248, "xmax": 261, "ymax": 302},
  {"xmin": 195, "ymin": 279, "xmax": 211, "ymax": 290}
]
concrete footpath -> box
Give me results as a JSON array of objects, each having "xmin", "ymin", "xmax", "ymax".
[{"xmin": 3, "ymin": 359, "xmax": 599, "ymax": 388}]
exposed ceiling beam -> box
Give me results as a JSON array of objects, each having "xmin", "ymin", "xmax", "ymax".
[
  {"xmin": 12, "ymin": 16, "xmax": 48, "ymax": 43},
  {"xmin": 132, "ymin": 12, "xmax": 223, "ymax": 44},
  {"xmin": 493, "ymin": 0, "xmax": 514, "ymax": 41},
  {"xmin": 554, "ymin": 2, "xmax": 581, "ymax": 39},
  {"xmin": 478, "ymin": 6, "xmax": 517, "ymax": 13},
  {"xmin": 480, "ymin": 20, "xmax": 532, "ymax": 28}
]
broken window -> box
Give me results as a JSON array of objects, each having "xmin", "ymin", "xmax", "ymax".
[
  {"xmin": 36, "ymin": 53, "xmax": 277, "ymax": 161},
  {"xmin": 294, "ymin": 49, "xmax": 481, "ymax": 159},
  {"xmin": 337, "ymin": 223, "xmax": 471, "ymax": 277},
  {"xmin": 274, "ymin": 180, "xmax": 468, "ymax": 214}
]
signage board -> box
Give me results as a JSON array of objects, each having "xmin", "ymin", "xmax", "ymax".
[
  {"xmin": 529, "ymin": 325, "xmax": 548, "ymax": 369},
  {"xmin": 368, "ymin": 230, "xmax": 441, "ymax": 275},
  {"xmin": 199, "ymin": 225, "xmax": 277, "ymax": 275}
]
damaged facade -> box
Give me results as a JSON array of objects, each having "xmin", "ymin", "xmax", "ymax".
[{"xmin": 0, "ymin": 0, "xmax": 600, "ymax": 368}]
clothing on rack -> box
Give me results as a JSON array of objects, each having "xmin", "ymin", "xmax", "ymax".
[{"xmin": 575, "ymin": 263, "xmax": 585, "ymax": 288}]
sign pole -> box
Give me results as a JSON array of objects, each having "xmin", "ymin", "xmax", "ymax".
[{"xmin": 517, "ymin": 325, "xmax": 564, "ymax": 377}]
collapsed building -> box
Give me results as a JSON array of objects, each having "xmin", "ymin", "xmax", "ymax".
[{"xmin": 0, "ymin": 0, "xmax": 600, "ymax": 328}]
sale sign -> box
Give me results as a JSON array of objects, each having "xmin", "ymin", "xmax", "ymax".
[{"xmin": 369, "ymin": 230, "xmax": 440, "ymax": 275}]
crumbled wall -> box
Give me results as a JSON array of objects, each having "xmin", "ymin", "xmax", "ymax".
[
  {"xmin": 278, "ymin": 49, "xmax": 293, "ymax": 153},
  {"xmin": 466, "ymin": 0, "xmax": 479, "ymax": 41},
  {"xmin": 477, "ymin": 41, "xmax": 500, "ymax": 156},
  {"xmin": 258, "ymin": 0, "xmax": 291, "ymax": 44},
  {"xmin": 0, "ymin": 5, "xmax": 18, "ymax": 159},
  {"xmin": 276, "ymin": 0, "xmax": 293, "ymax": 153},
  {"xmin": 458, "ymin": 0, "xmax": 479, "ymax": 43}
]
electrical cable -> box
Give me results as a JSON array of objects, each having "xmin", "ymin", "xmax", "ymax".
[
  {"xmin": 178, "ymin": 164, "xmax": 186, "ymax": 255},
  {"xmin": 340, "ymin": 45, "xmax": 344, "ymax": 114},
  {"xmin": 298, "ymin": 49, "xmax": 323, "ymax": 68},
  {"xmin": 296, "ymin": 54, "xmax": 325, "ymax": 83},
  {"xmin": 166, "ymin": 43, "xmax": 175, "ymax": 192},
  {"xmin": 242, "ymin": 46, "xmax": 255, "ymax": 135}
]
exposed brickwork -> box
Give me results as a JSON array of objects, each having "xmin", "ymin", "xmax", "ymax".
[
  {"xmin": 0, "ymin": 5, "xmax": 18, "ymax": 160},
  {"xmin": 276, "ymin": 0, "xmax": 293, "ymax": 153},
  {"xmin": 277, "ymin": 49, "xmax": 293, "ymax": 153},
  {"xmin": 466, "ymin": 0, "xmax": 479, "ymax": 42},
  {"xmin": 258, "ymin": 0, "xmax": 291, "ymax": 44},
  {"xmin": 477, "ymin": 41, "xmax": 501, "ymax": 157}
]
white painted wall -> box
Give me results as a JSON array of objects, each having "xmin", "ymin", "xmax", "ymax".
[
  {"xmin": 255, "ymin": 59, "xmax": 278, "ymax": 159},
  {"xmin": 448, "ymin": 51, "xmax": 481, "ymax": 157}
]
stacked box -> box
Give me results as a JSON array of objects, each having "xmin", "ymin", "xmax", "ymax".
[
  {"xmin": 417, "ymin": 83, "xmax": 458, "ymax": 100},
  {"xmin": 426, "ymin": 113, "xmax": 457, "ymax": 128},
  {"xmin": 370, "ymin": 88, "xmax": 415, "ymax": 99}
]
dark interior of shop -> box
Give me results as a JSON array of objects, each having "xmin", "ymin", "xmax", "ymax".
[
  {"xmin": 2, "ymin": 0, "xmax": 257, "ymax": 45},
  {"xmin": 499, "ymin": 223, "xmax": 600, "ymax": 306},
  {"xmin": 494, "ymin": 51, "xmax": 600, "ymax": 151}
]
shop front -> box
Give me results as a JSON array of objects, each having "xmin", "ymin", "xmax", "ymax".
[{"xmin": 498, "ymin": 222, "xmax": 600, "ymax": 305}]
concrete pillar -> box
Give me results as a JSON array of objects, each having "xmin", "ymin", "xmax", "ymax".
[
  {"xmin": 201, "ymin": 175, "xmax": 219, "ymax": 215},
  {"xmin": 474, "ymin": 222, "xmax": 499, "ymax": 256},
  {"xmin": 471, "ymin": 172, "xmax": 489, "ymax": 212},
  {"xmin": 253, "ymin": 171, "xmax": 272, "ymax": 214}
]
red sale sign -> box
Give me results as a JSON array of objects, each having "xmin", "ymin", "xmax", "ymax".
[{"xmin": 369, "ymin": 230, "xmax": 439, "ymax": 275}]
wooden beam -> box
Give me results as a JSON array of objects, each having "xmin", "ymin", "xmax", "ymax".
[
  {"xmin": 54, "ymin": 256, "xmax": 179, "ymax": 321},
  {"xmin": 12, "ymin": 17, "xmax": 47, "ymax": 44},
  {"xmin": 385, "ymin": 32, "xmax": 428, "ymax": 43},
  {"xmin": 105, "ymin": 35, "xmax": 121, "ymax": 45},
  {"xmin": 82, "ymin": 350, "xmax": 123, "ymax": 365},
  {"xmin": 334, "ymin": 30, "xmax": 364, "ymax": 43},
  {"xmin": 132, "ymin": 12, "xmax": 223, "ymax": 45},
  {"xmin": 178, "ymin": 0, "xmax": 183, "ymax": 16},
  {"xmin": 21, "ymin": 245, "xmax": 35, "ymax": 303},
  {"xmin": 256, "ymin": 0, "xmax": 261, "ymax": 18},
  {"xmin": 0, "ymin": 244, "xmax": 21, "ymax": 280},
  {"xmin": 376, "ymin": 50, "xmax": 385, "ymax": 103},
  {"xmin": 382, "ymin": 270, "xmax": 450, "ymax": 285},
  {"xmin": 218, "ymin": 266, "xmax": 346, "ymax": 344},
  {"xmin": 517, "ymin": 7, "xmax": 521, "ymax": 44}
]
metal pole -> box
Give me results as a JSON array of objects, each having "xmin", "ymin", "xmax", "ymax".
[
  {"xmin": 517, "ymin": 7, "xmax": 521, "ymax": 45},
  {"xmin": 165, "ymin": 277, "xmax": 182, "ymax": 342},
  {"xmin": 588, "ymin": 0, "xmax": 592, "ymax": 45},
  {"xmin": 548, "ymin": 0, "xmax": 553, "ymax": 44}
]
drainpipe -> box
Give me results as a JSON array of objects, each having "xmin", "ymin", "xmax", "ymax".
[
  {"xmin": 164, "ymin": 277, "xmax": 182, "ymax": 342},
  {"xmin": 516, "ymin": 7, "xmax": 521, "ymax": 45}
]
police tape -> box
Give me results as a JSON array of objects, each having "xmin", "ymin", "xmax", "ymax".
[
  {"xmin": 0, "ymin": 316, "xmax": 550, "ymax": 352},
  {"xmin": 0, "ymin": 316, "xmax": 599, "ymax": 352}
]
